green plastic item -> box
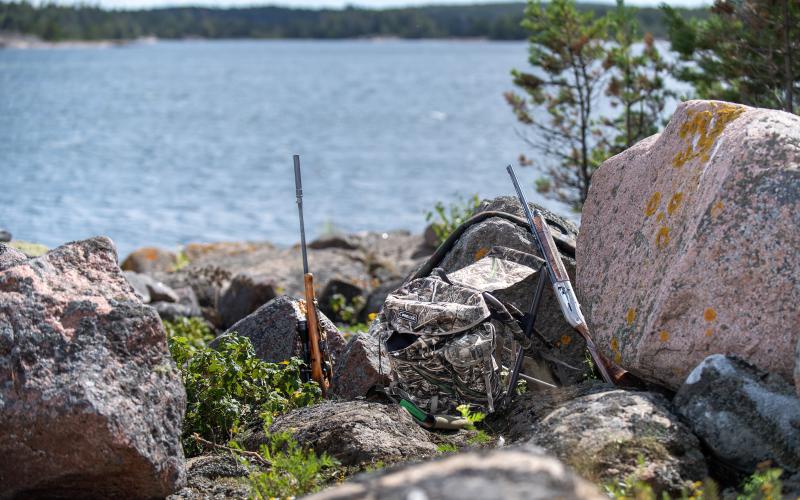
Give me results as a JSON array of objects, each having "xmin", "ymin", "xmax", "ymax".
[{"xmin": 399, "ymin": 399, "xmax": 427, "ymax": 422}]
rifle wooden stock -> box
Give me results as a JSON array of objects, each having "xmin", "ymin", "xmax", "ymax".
[{"xmin": 304, "ymin": 273, "xmax": 328, "ymax": 396}]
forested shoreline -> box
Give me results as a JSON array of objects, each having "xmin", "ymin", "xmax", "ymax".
[{"xmin": 0, "ymin": 1, "xmax": 705, "ymax": 41}]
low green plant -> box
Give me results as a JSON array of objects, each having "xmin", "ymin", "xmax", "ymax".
[
  {"xmin": 436, "ymin": 443, "xmax": 459, "ymax": 454},
  {"xmin": 329, "ymin": 293, "xmax": 366, "ymax": 324},
  {"xmin": 163, "ymin": 317, "xmax": 215, "ymax": 354},
  {"xmin": 246, "ymin": 430, "xmax": 339, "ymax": 499},
  {"xmin": 738, "ymin": 467, "xmax": 783, "ymax": 500},
  {"xmin": 456, "ymin": 404, "xmax": 493, "ymax": 446},
  {"xmin": 425, "ymin": 194, "xmax": 481, "ymax": 245},
  {"xmin": 172, "ymin": 250, "xmax": 190, "ymax": 271},
  {"xmin": 168, "ymin": 332, "xmax": 321, "ymax": 456}
]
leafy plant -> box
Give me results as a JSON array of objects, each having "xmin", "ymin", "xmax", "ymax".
[
  {"xmin": 455, "ymin": 404, "xmax": 493, "ymax": 446},
  {"xmin": 738, "ymin": 467, "xmax": 783, "ymax": 500},
  {"xmin": 436, "ymin": 443, "xmax": 459, "ymax": 454},
  {"xmin": 163, "ymin": 317, "xmax": 215, "ymax": 354},
  {"xmin": 246, "ymin": 430, "xmax": 339, "ymax": 499},
  {"xmin": 172, "ymin": 250, "xmax": 190, "ymax": 271},
  {"xmin": 329, "ymin": 293, "xmax": 366, "ymax": 324},
  {"xmin": 425, "ymin": 194, "xmax": 481, "ymax": 245},
  {"xmin": 168, "ymin": 332, "xmax": 321, "ymax": 456}
]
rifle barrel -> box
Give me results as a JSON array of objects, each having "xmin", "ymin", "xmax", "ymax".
[{"xmin": 294, "ymin": 154, "xmax": 309, "ymax": 275}]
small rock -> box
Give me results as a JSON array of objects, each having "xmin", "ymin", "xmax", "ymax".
[
  {"xmin": 168, "ymin": 455, "xmax": 250, "ymax": 500},
  {"xmin": 674, "ymin": 355, "xmax": 800, "ymax": 481},
  {"xmin": 0, "ymin": 237, "xmax": 186, "ymax": 497},
  {"xmin": 123, "ymin": 270, "xmax": 153, "ymax": 302},
  {"xmin": 309, "ymin": 235, "xmax": 361, "ymax": 250},
  {"xmin": 220, "ymin": 295, "xmax": 346, "ymax": 367},
  {"xmin": 329, "ymin": 331, "xmax": 391, "ymax": 400},
  {"xmin": 305, "ymin": 444, "xmax": 605, "ymax": 500},
  {"xmin": 503, "ymin": 382, "xmax": 707, "ymax": 494},
  {"xmin": 122, "ymin": 246, "xmax": 178, "ymax": 274},
  {"xmin": 423, "ymin": 223, "xmax": 439, "ymax": 248},
  {"xmin": 266, "ymin": 400, "xmax": 438, "ymax": 467},
  {"xmin": 358, "ymin": 279, "xmax": 402, "ymax": 322},
  {"xmin": 0, "ymin": 244, "xmax": 26, "ymax": 271},
  {"xmin": 0, "ymin": 229, "xmax": 11, "ymax": 242},
  {"xmin": 218, "ymin": 272, "xmax": 277, "ymax": 329}
]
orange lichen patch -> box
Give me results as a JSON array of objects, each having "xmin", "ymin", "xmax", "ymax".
[
  {"xmin": 614, "ymin": 351, "xmax": 622, "ymax": 364},
  {"xmin": 561, "ymin": 335, "xmax": 572, "ymax": 345},
  {"xmin": 659, "ymin": 330, "xmax": 670, "ymax": 342},
  {"xmin": 644, "ymin": 192, "xmax": 661, "ymax": 217},
  {"xmin": 672, "ymin": 103, "xmax": 745, "ymax": 168},
  {"xmin": 656, "ymin": 226, "xmax": 670, "ymax": 249},
  {"xmin": 474, "ymin": 247, "xmax": 489, "ymax": 261},
  {"xmin": 704, "ymin": 308, "xmax": 717, "ymax": 321},
  {"xmin": 711, "ymin": 200, "xmax": 725, "ymax": 218},
  {"xmin": 705, "ymin": 328, "xmax": 713, "ymax": 337},
  {"xmin": 142, "ymin": 248, "xmax": 159, "ymax": 261},
  {"xmin": 667, "ymin": 192, "xmax": 684, "ymax": 215},
  {"xmin": 610, "ymin": 337, "xmax": 619, "ymax": 351},
  {"xmin": 625, "ymin": 308, "xmax": 636, "ymax": 326},
  {"xmin": 656, "ymin": 212, "xmax": 666, "ymax": 222}
]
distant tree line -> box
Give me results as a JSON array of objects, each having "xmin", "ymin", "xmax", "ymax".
[{"xmin": 0, "ymin": 1, "xmax": 705, "ymax": 41}]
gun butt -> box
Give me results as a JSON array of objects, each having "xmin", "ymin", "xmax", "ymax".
[{"xmin": 304, "ymin": 273, "xmax": 329, "ymax": 396}]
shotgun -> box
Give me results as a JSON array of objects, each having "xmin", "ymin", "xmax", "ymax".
[
  {"xmin": 506, "ymin": 165, "xmax": 629, "ymax": 385},
  {"xmin": 294, "ymin": 154, "xmax": 329, "ymax": 396}
]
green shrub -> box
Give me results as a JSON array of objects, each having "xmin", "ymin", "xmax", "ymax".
[
  {"xmin": 168, "ymin": 330, "xmax": 321, "ymax": 456},
  {"xmin": 163, "ymin": 317, "xmax": 215, "ymax": 354},
  {"xmin": 425, "ymin": 194, "xmax": 481, "ymax": 245},
  {"xmin": 246, "ymin": 430, "xmax": 339, "ymax": 499},
  {"xmin": 738, "ymin": 468, "xmax": 783, "ymax": 500},
  {"xmin": 329, "ymin": 293, "xmax": 366, "ymax": 324}
]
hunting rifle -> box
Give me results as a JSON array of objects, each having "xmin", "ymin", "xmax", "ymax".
[
  {"xmin": 294, "ymin": 154, "xmax": 330, "ymax": 396},
  {"xmin": 506, "ymin": 165, "xmax": 630, "ymax": 387}
]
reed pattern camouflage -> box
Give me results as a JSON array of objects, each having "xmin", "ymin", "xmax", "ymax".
[{"xmin": 380, "ymin": 247, "xmax": 540, "ymax": 415}]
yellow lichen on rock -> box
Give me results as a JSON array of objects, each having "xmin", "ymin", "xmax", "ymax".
[
  {"xmin": 672, "ymin": 103, "xmax": 745, "ymax": 168},
  {"xmin": 656, "ymin": 226, "xmax": 670, "ymax": 249},
  {"xmin": 626, "ymin": 308, "xmax": 636, "ymax": 326},
  {"xmin": 667, "ymin": 192, "xmax": 684, "ymax": 215},
  {"xmin": 644, "ymin": 192, "xmax": 661, "ymax": 217}
]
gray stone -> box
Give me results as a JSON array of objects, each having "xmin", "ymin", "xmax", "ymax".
[
  {"xmin": 795, "ymin": 336, "xmax": 800, "ymax": 397},
  {"xmin": 319, "ymin": 278, "xmax": 365, "ymax": 322},
  {"xmin": 267, "ymin": 400, "xmax": 438, "ymax": 467},
  {"xmin": 305, "ymin": 444, "xmax": 605, "ymax": 500},
  {"xmin": 674, "ymin": 355, "xmax": 800, "ymax": 479},
  {"xmin": 0, "ymin": 237, "xmax": 186, "ymax": 498},
  {"xmin": 121, "ymin": 246, "xmax": 178, "ymax": 274},
  {"xmin": 0, "ymin": 244, "xmax": 26, "ymax": 271},
  {"xmin": 329, "ymin": 330, "xmax": 391, "ymax": 400},
  {"xmin": 220, "ymin": 295, "xmax": 346, "ymax": 367},
  {"xmin": 358, "ymin": 279, "xmax": 402, "ymax": 323},
  {"xmin": 123, "ymin": 270, "xmax": 153, "ymax": 302},
  {"xmin": 0, "ymin": 229, "xmax": 11, "ymax": 242},
  {"xmin": 218, "ymin": 272, "xmax": 277, "ymax": 328},
  {"xmin": 437, "ymin": 198, "xmax": 588, "ymax": 384},
  {"xmin": 168, "ymin": 455, "xmax": 250, "ymax": 500},
  {"xmin": 501, "ymin": 382, "xmax": 707, "ymax": 495}
]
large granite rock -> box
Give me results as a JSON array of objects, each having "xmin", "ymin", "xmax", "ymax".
[
  {"xmin": 305, "ymin": 445, "xmax": 605, "ymax": 500},
  {"xmin": 217, "ymin": 272, "xmax": 277, "ymax": 328},
  {"xmin": 220, "ymin": 295, "xmax": 346, "ymax": 367},
  {"xmin": 796, "ymin": 337, "xmax": 800, "ymax": 397},
  {"xmin": 0, "ymin": 237, "xmax": 186, "ymax": 498},
  {"xmin": 674, "ymin": 355, "xmax": 800, "ymax": 483},
  {"xmin": 121, "ymin": 246, "xmax": 178, "ymax": 274},
  {"xmin": 435, "ymin": 196, "xmax": 589, "ymax": 384},
  {"xmin": 577, "ymin": 100, "xmax": 800, "ymax": 390},
  {"xmin": 329, "ymin": 330, "xmax": 391, "ymax": 400},
  {"xmin": 501, "ymin": 383, "xmax": 707, "ymax": 494},
  {"xmin": 267, "ymin": 401, "xmax": 438, "ymax": 467},
  {"xmin": 0, "ymin": 244, "xmax": 26, "ymax": 270}
]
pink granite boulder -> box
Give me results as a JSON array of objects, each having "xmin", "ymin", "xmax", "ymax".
[
  {"xmin": 576, "ymin": 100, "xmax": 800, "ymax": 391},
  {"xmin": 0, "ymin": 237, "xmax": 186, "ymax": 498}
]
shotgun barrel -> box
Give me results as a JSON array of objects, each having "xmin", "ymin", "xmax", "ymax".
[
  {"xmin": 506, "ymin": 165, "xmax": 627, "ymax": 385},
  {"xmin": 294, "ymin": 155, "xmax": 329, "ymax": 395}
]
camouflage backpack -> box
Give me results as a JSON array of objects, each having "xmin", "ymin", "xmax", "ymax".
[{"xmin": 377, "ymin": 247, "xmax": 541, "ymax": 417}]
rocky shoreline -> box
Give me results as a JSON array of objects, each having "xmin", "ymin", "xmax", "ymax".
[{"xmin": 1, "ymin": 100, "xmax": 799, "ymax": 499}]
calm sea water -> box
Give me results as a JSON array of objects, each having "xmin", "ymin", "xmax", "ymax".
[{"xmin": 0, "ymin": 40, "xmax": 633, "ymax": 258}]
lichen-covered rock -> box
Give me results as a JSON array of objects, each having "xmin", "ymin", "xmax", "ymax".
[
  {"xmin": 219, "ymin": 295, "xmax": 346, "ymax": 367},
  {"xmin": 795, "ymin": 337, "xmax": 800, "ymax": 397},
  {"xmin": 436, "ymin": 196, "xmax": 588, "ymax": 384},
  {"xmin": 167, "ymin": 455, "xmax": 250, "ymax": 500},
  {"xmin": 577, "ymin": 100, "xmax": 800, "ymax": 390},
  {"xmin": 502, "ymin": 383, "xmax": 706, "ymax": 494},
  {"xmin": 305, "ymin": 445, "xmax": 605, "ymax": 500},
  {"xmin": 674, "ymin": 355, "xmax": 800, "ymax": 480},
  {"xmin": 0, "ymin": 237, "xmax": 186, "ymax": 498},
  {"xmin": 121, "ymin": 246, "xmax": 178, "ymax": 274},
  {"xmin": 266, "ymin": 400, "xmax": 438, "ymax": 467},
  {"xmin": 329, "ymin": 330, "xmax": 391, "ymax": 400}
]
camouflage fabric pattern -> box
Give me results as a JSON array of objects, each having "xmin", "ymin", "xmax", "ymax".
[
  {"xmin": 382, "ymin": 272, "xmax": 526, "ymax": 414},
  {"xmin": 384, "ymin": 278, "xmax": 489, "ymax": 336},
  {"xmin": 447, "ymin": 246, "xmax": 544, "ymax": 293}
]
